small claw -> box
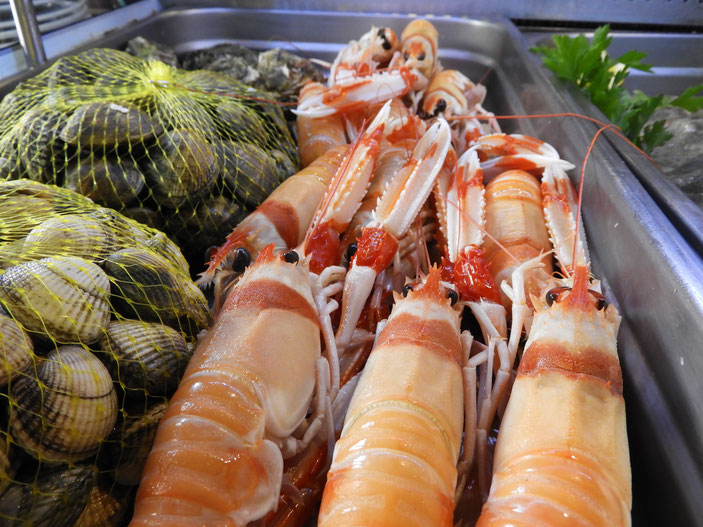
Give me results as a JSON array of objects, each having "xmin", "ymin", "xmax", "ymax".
[
  {"xmin": 480, "ymin": 154, "xmax": 575, "ymax": 182},
  {"xmin": 294, "ymin": 67, "xmax": 424, "ymax": 118},
  {"xmin": 541, "ymin": 164, "xmax": 589, "ymax": 273},
  {"xmin": 440, "ymin": 149, "xmax": 485, "ymax": 263},
  {"xmin": 470, "ymin": 133, "xmax": 560, "ymax": 159},
  {"xmin": 374, "ymin": 118, "xmax": 452, "ymax": 238},
  {"xmin": 335, "ymin": 264, "xmax": 378, "ymax": 353}
]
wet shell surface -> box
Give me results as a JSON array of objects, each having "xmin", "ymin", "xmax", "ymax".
[
  {"xmin": 15, "ymin": 107, "xmax": 69, "ymax": 183},
  {"xmin": 63, "ymin": 156, "xmax": 146, "ymax": 208},
  {"xmin": 99, "ymin": 319, "xmax": 190, "ymax": 397},
  {"xmin": 0, "ymin": 431, "xmax": 15, "ymax": 494},
  {"xmin": 106, "ymin": 400, "xmax": 167, "ymax": 485},
  {"xmin": 144, "ymin": 128, "xmax": 218, "ymax": 208},
  {"xmin": 73, "ymin": 479, "xmax": 129, "ymax": 527},
  {"xmin": 22, "ymin": 214, "xmax": 116, "ymax": 261},
  {"xmin": 216, "ymin": 139, "xmax": 281, "ymax": 207},
  {"xmin": 59, "ymin": 101, "xmax": 161, "ymax": 146},
  {"xmin": 104, "ymin": 247, "xmax": 211, "ymax": 333},
  {"xmin": 9, "ymin": 346, "xmax": 118, "ymax": 463},
  {"xmin": 0, "ymin": 256, "xmax": 111, "ymax": 344},
  {"xmin": 0, "ymin": 465, "xmax": 95, "ymax": 527},
  {"xmin": 0, "ymin": 312, "xmax": 34, "ymax": 385}
]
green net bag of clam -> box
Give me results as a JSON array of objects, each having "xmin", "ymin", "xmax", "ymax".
[
  {"xmin": 0, "ymin": 47, "xmax": 299, "ymax": 270},
  {"xmin": 0, "ymin": 180, "xmax": 211, "ymax": 525}
]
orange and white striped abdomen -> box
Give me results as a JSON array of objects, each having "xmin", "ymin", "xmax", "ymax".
[
  {"xmin": 132, "ymin": 251, "xmax": 321, "ymax": 526},
  {"xmin": 297, "ymin": 82, "xmax": 348, "ymax": 167},
  {"xmin": 483, "ymin": 169, "xmax": 553, "ymax": 306},
  {"xmin": 477, "ymin": 267, "xmax": 631, "ymax": 527},
  {"xmin": 319, "ymin": 270, "xmax": 463, "ymax": 527}
]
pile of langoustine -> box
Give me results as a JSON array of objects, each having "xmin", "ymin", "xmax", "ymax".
[{"xmin": 128, "ymin": 19, "xmax": 632, "ymax": 527}]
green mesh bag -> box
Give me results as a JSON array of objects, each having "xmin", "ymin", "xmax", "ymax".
[
  {"xmin": 0, "ymin": 180, "xmax": 211, "ymax": 525},
  {"xmin": 0, "ymin": 47, "xmax": 300, "ymax": 270}
]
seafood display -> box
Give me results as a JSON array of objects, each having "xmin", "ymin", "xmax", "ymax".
[
  {"xmin": 0, "ymin": 181, "xmax": 209, "ymax": 525},
  {"xmin": 0, "ymin": 46, "xmax": 300, "ymax": 271},
  {"xmin": 0, "ymin": 13, "xmax": 640, "ymax": 527}
]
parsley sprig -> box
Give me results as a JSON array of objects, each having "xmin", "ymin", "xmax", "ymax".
[{"xmin": 532, "ymin": 25, "xmax": 703, "ymax": 152}]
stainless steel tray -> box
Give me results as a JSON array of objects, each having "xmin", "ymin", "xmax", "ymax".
[
  {"xmin": 2, "ymin": 7, "xmax": 702, "ymax": 525},
  {"xmin": 524, "ymin": 30, "xmax": 703, "ymax": 256}
]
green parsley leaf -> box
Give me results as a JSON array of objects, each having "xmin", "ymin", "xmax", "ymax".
[
  {"xmin": 669, "ymin": 83, "xmax": 703, "ymax": 112},
  {"xmin": 532, "ymin": 25, "xmax": 701, "ymax": 152}
]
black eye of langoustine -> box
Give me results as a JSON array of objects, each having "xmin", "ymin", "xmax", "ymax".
[
  {"xmin": 447, "ymin": 289, "xmax": 458, "ymax": 306},
  {"xmin": 283, "ymin": 250, "xmax": 299, "ymax": 264},
  {"xmin": 346, "ymin": 243, "xmax": 358, "ymax": 260},
  {"xmin": 232, "ymin": 247, "xmax": 251, "ymax": 273},
  {"xmin": 545, "ymin": 286, "xmax": 570, "ymax": 307},
  {"xmin": 434, "ymin": 99, "xmax": 447, "ymax": 116},
  {"xmin": 378, "ymin": 28, "xmax": 392, "ymax": 50},
  {"xmin": 588, "ymin": 289, "xmax": 609, "ymax": 311},
  {"xmin": 402, "ymin": 284, "xmax": 414, "ymax": 297},
  {"xmin": 417, "ymin": 52, "xmax": 426, "ymax": 61}
]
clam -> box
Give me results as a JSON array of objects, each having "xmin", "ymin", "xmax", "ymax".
[
  {"xmin": 22, "ymin": 214, "xmax": 116, "ymax": 261},
  {"xmin": 0, "ymin": 256, "xmax": 111, "ymax": 344},
  {"xmin": 121, "ymin": 206, "xmax": 166, "ymax": 231},
  {"xmin": 63, "ymin": 155, "xmax": 146, "ymax": 208},
  {"xmin": 126, "ymin": 36, "xmax": 178, "ymax": 68},
  {"xmin": 16, "ymin": 106, "xmax": 69, "ymax": 183},
  {"xmin": 0, "ymin": 312, "xmax": 34, "ymax": 385},
  {"xmin": 144, "ymin": 128, "xmax": 218, "ymax": 208},
  {"xmin": 73, "ymin": 479, "xmax": 129, "ymax": 527},
  {"xmin": 99, "ymin": 319, "xmax": 190, "ymax": 397},
  {"xmin": 0, "ymin": 465, "xmax": 95, "ymax": 526},
  {"xmin": 104, "ymin": 247, "xmax": 211, "ymax": 334},
  {"xmin": 0, "ymin": 129, "xmax": 22, "ymax": 180},
  {"xmin": 9, "ymin": 346, "xmax": 117, "ymax": 463},
  {"xmin": 106, "ymin": 400, "xmax": 167, "ymax": 485},
  {"xmin": 144, "ymin": 230, "xmax": 190, "ymax": 276},
  {"xmin": 166, "ymin": 195, "xmax": 245, "ymax": 260},
  {"xmin": 270, "ymin": 148, "xmax": 298, "ymax": 181},
  {"xmin": 215, "ymin": 100, "xmax": 267, "ymax": 139},
  {"xmin": 59, "ymin": 101, "xmax": 161, "ymax": 147},
  {"xmin": 152, "ymin": 95, "xmax": 218, "ymax": 138},
  {"xmin": 215, "ymin": 140, "xmax": 281, "ymax": 207},
  {"xmin": 47, "ymin": 48, "xmax": 142, "ymax": 88}
]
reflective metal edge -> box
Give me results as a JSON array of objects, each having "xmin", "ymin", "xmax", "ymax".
[
  {"xmin": 0, "ymin": 7, "xmax": 701, "ymax": 524},
  {"xmin": 523, "ymin": 30, "xmax": 703, "ymax": 257},
  {"xmin": 161, "ymin": 0, "xmax": 703, "ymax": 27},
  {"xmin": 0, "ymin": 0, "xmax": 162, "ymax": 94}
]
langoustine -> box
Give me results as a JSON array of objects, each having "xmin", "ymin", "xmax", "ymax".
[
  {"xmin": 476, "ymin": 264, "xmax": 631, "ymax": 527},
  {"xmin": 319, "ymin": 266, "xmax": 469, "ymax": 526},
  {"xmin": 131, "ymin": 245, "xmax": 340, "ymax": 526}
]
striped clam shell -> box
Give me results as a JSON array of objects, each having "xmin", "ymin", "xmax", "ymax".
[
  {"xmin": 0, "ymin": 256, "xmax": 111, "ymax": 344},
  {"xmin": 107, "ymin": 400, "xmax": 168, "ymax": 485},
  {"xmin": 22, "ymin": 214, "xmax": 116, "ymax": 262},
  {"xmin": 104, "ymin": 247, "xmax": 211, "ymax": 334},
  {"xmin": 0, "ymin": 465, "xmax": 95, "ymax": 527},
  {"xmin": 9, "ymin": 346, "xmax": 118, "ymax": 463},
  {"xmin": 0, "ymin": 312, "xmax": 34, "ymax": 385},
  {"xmin": 99, "ymin": 319, "xmax": 190, "ymax": 397},
  {"xmin": 0, "ymin": 431, "xmax": 15, "ymax": 494},
  {"xmin": 73, "ymin": 479, "xmax": 129, "ymax": 527}
]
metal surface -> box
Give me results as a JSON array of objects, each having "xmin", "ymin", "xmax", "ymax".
[
  {"xmin": 162, "ymin": 0, "xmax": 703, "ymax": 27},
  {"xmin": 524, "ymin": 30, "xmax": 703, "ymax": 256},
  {"xmin": 1, "ymin": 7, "xmax": 702, "ymax": 524},
  {"xmin": 9, "ymin": 0, "xmax": 46, "ymax": 66},
  {"xmin": 0, "ymin": 0, "xmax": 161, "ymax": 94}
]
